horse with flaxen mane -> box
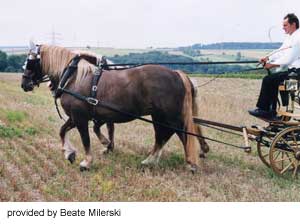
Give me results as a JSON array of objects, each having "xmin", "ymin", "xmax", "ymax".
[{"xmin": 21, "ymin": 42, "xmax": 209, "ymax": 172}]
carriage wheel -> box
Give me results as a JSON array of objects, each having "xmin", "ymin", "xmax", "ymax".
[
  {"xmin": 257, "ymin": 142, "xmax": 271, "ymax": 168},
  {"xmin": 269, "ymin": 126, "xmax": 300, "ymax": 178}
]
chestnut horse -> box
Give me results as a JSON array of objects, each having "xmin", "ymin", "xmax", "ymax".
[{"xmin": 21, "ymin": 42, "xmax": 209, "ymax": 171}]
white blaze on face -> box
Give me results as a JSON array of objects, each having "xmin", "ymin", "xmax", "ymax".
[{"xmin": 29, "ymin": 40, "xmax": 36, "ymax": 51}]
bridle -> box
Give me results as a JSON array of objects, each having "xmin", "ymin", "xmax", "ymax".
[{"xmin": 22, "ymin": 45, "xmax": 49, "ymax": 87}]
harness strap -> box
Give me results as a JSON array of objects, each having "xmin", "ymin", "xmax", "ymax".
[
  {"xmin": 90, "ymin": 67, "xmax": 104, "ymax": 117},
  {"xmin": 54, "ymin": 55, "xmax": 106, "ymax": 120},
  {"xmin": 54, "ymin": 97, "xmax": 66, "ymax": 121},
  {"xmin": 55, "ymin": 55, "xmax": 81, "ymax": 98},
  {"xmin": 90, "ymin": 67, "xmax": 103, "ymax": 98},
  {"xmin": 53, "ymin": 55, "xmax": 82, "ymax": 121}
]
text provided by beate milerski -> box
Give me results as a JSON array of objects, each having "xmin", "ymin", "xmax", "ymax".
[{"xmin": 7, "ymin": 208, "xmax": 121, "ymax": 219}]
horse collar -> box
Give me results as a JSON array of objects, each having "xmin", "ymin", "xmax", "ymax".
[{"xmin": 55, "ymin": 55, "xmax": 82, "ymax": 98}]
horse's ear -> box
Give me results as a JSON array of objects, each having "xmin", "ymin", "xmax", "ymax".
[{"xmin": 29, "ymin": 40, "xmax": 36, "ymax": 51}]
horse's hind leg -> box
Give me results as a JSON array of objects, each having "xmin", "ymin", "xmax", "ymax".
[
  {"xmin": 93, "ymin": 121, "xmax": 115, "ymax": 154},
  {"xmin": 141, "ymin": 122, "xmax": 174, "ymax": 165},
  {"xmin": 76, "ymin": 119, "xmax": 93, "ymax": 171},
  {"xmin": 106, "ymin": 122, "xmax": 115, "ymax": 152},
  {"xmin": 93, "ymin": 121, "xmax": 110, "ymax": 145},
  {"xmin": 59, "ymin": 118, "xmax": 76, "ymax": 163}
]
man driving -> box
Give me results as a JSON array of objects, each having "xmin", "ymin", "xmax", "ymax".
[{"xmin": 249, "ymin": 13, "xmax": 300, "ymax": 119}]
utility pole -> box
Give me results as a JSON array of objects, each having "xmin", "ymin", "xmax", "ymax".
[{"xmin": 47, "ymin": 26, "xmax": 62, "ymax": 46}]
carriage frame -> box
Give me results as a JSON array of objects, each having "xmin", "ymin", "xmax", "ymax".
[{"xmin": 193, "ymin": 71, "xmax": 300, "ymax": 178}]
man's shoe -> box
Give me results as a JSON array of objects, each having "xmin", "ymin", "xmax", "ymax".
[{"xmin": 248, "ymin": 108, "xmax": 275, "ymax": 119}]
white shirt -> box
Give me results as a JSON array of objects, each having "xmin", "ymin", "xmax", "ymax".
[{"xmin": 269, "ymin": 28, "xmax": 300, "ymax": 69}]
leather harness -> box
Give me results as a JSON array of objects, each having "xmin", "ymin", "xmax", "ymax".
[{"xmin": 54, "ymin": 55, "xmax": 105, "ymax": 119}]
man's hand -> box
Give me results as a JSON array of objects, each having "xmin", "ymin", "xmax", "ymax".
[{"xmin": 260, "ymin": 57, "xmax": 269, "ymax": 65}]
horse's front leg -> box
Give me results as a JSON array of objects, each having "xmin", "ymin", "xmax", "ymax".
[
  {"xmin": 76, "ymin": 119, "xmax": 93, "ymax": 171},
  {"xmin": 59, "ymin": 118, "xmax": 76, "ymax": 163}
]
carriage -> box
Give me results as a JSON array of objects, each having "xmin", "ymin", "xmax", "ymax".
[{"xmin": 193, "ymin": 70, "xmax": 300, "ymax": 178}]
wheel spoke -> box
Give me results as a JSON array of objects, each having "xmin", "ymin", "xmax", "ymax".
[
  {"xmin": 280, "ymin": 138, "xmax": 294, "ymax": 151},
  {"xmin": 284, "ymin": 152, "xmax": 294, "ymax": 164},
  {"xmin": 274, "ymin": 150, "xmax": 281, "ymax": 160},
  {"xmin": 291, "ymin": 131, "xmax": 299, "ymax": 151},
  {"xmin": 293, "ymin": 162, "xmax": 299, "ymax": 178},
  {"xmin": 280, "ymin": 161, "xmax": 293, "ymax": 174},
  {"xmin": 274, "ymin": 157, "xmax": 292, "ymax": 163}
]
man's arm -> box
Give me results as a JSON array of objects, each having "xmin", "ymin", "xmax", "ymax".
[
  {"xmin": 263, "ymin": 63, "xmax": 280, "ymax": 69},
  {"xmin": 263, "ymin": 41, "xmax": 300, "ymax": 70}
]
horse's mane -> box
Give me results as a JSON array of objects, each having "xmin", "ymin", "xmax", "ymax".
[
  {"xmin": 72, "ymin": 50, "xmax": 100, "ymax": 66},
  {"xmin": 40, "ymin": 45, "xmax": 97, "ymax": 84}
]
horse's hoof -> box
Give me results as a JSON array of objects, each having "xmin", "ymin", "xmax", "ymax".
[
  {"xmin": 141, "ymin": 160, "xmax": 148, "ymax": 165},
  {"xmin": 141, "ymin": 155, "xmax": 156, "ymax": 165},
  {"xmin": 68, "ymin": 152, "xmax": 76, "ymax": 164},
  {"xmin": 80, "ymin": 166, "xmax": 90, "ymax": 172},
  {"xmin": 203, "ymin": 144, "xmax": 210, "ymax": 153},
  {"xmin": 102, "ymin": 148, "xmax": 113, "ymax": 155},
  {"xmin": 199, "ymin": 153, "xmax": 206, "ymax": 158},
  {"xmin": 101, "ymin": 139, "xmax": 110, "ymax": 146},
  {"xmin": 107, "ymin": 143, "xmax": 114, "ymax": 151},
  {"xmin": 187, "ymin": 164, "xmax": 197, "ymax": 174}
]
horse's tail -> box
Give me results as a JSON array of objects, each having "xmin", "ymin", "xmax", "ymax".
[
  {"xmin": 190, "ymin": 78, "xmax": 199, "ymax": 117},
  {"xmin": 189, "ymin": 76, "xmax": 210, "ymax": 154},
  {"xmin": 175, "ymin": 70, "xmax": 199, "ymax": 166}
]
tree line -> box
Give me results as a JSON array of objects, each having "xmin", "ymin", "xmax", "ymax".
[
  {"xmin": 183, "ymin": 42, "xmax": 281, "ymax": 50},
  {"xmin": 108, "ymin": 51, "xmax": 255, "ymax": 74},
  {"xmin": 0, "ymin": 50, "xmax": 26, "ymax": 72}
]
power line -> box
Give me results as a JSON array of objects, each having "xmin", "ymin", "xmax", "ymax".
[{"xmin": 46, "ymin": 26, "xmax": 62, "ymax": 45}]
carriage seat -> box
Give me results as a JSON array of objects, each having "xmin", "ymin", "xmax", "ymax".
[
  {"xmin": 279, "ymin": 70, "xmax": 300, "ymax": 92},
  {"xmin": 278, "ymin": 70, "xmax": 300, "ymax": 107},
  {"xmin": 287, "ymin": 71, "xmax": 300, "ymax": 80}
]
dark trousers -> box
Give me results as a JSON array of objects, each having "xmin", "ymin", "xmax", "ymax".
[{"xmin": 256, "ymin": 71, "xmax": 289, "ymax": 111}]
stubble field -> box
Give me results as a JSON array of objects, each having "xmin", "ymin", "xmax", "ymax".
[{"xmin": 1, "ymin": 73, "xmax": 300, "ymax": 201}]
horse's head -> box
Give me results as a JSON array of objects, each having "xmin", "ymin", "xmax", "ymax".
[{"xmin": 21, "ymin": 41, "xmax": 43, "ymax": 92}]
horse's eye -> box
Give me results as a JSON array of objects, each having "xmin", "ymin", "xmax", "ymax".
[{"xmin": 26, "ymin": 60, "xmax": 36, "ymax": 70}]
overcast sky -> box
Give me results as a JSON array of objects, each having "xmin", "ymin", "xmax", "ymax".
[{"xmin": 1, "ymin": 0, "xmax": 300, "ymax": 48}]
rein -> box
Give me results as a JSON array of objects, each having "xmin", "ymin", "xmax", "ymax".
[
  {"xmin": 104, "ymin": 60, "xmax": 259, "ymax": 67},
  {"xmin": 195, "ymin": 66, "xmax": 265, "ymax": 88}
]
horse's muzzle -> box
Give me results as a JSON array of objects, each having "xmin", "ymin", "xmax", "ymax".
[{"xmin": 21, "ymin": 82, "xmax": 34, "ymax": 92}]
